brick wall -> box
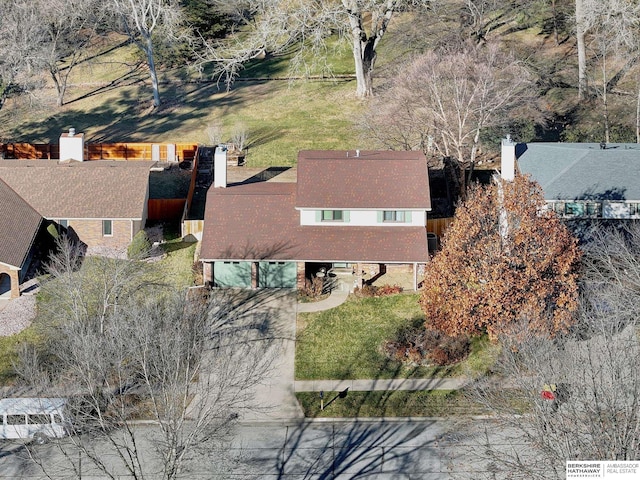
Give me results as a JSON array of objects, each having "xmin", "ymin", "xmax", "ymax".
[
  {"xmin": 68, "ymin": 219, "xmax": 134, "ymax": 248},
  {"xmin": 0, "ymin": 267, "xmax": 20, "ymax": 298}
]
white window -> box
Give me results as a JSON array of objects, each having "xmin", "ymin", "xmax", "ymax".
[
  {"xmin": 322, "ymin": 210, "xmax": 343, "ymax": 222},
  {"xmin": 383, "ymin": 211, "xmax": 406, "ymax": 222},
  {"xmin": 102, "ymin": 220, "xmax": 113, "ymax": 236}
]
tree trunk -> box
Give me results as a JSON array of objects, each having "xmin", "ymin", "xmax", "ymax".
[
  {"xmin": 343, "ymin": 0, "xmax": 396, "ymax": 98},
  {"xmin": 602, "ymin": 53, "xmax": 610, "ymax": 143},
  {"xmin": 636, "ymin": 78, "xmax": 640, "ymax": 143},
  {"xmin": 551, "ymin": 0, "xmax": 559, "ymax": 46},
  {"xmin": 576, "ymin": 0, "xmax": 588, "ymax": 99},
  {"xmin": 353, "ymin": 39, "xmax": 376, "ymax": 98},
  {"xmin": 50, "ymin": 68, "xmax": 65, "ymax": 107},
  {"xmin": 145, "ymin": 35, "xmax": 161, "ymax": 108}
]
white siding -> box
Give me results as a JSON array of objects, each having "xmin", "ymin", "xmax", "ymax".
[{"xmin": 299, "ymin": 209, "xmax": 427, "ymax": 226}]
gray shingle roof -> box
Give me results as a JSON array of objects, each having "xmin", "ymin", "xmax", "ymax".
[
  {"xmin": 517, "ymin": 143, "xmax": 640, "ymax": 201},
  {"xmin": 0, "ymin": 160, "xmax": 153, "ymax": 219},
  {"xmin": 0, "ymin": 179, "xmax": 42, "ymax": 268}
]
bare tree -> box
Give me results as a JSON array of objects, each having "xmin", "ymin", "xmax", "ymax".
[
  {"xmin": 575, "ymin": 0, "xmax": 588, "ymax": 99},
  {"xmin": 459, "ymin": 223, "xmax": 640, "ymax": 478},
  {"xmin": 201, "ymin": 0, "xmax": 430, "ymax": 98},
  {"xmin": 574, "ymin": 0, "xmax": 640, "ymax": 104},
  {"xmin": 205, "ymin": 122, "xmax": 224, "ymax": 145},
  {"xmin": 362, "ymin": 41, "xmax": 541, "ymax": 193},
  {"xmin": 583, "ymin": 0, "xmax": 640, "ymax": 142},
  {"xmin": 19, "ymin": 236, "xmax": 277, "ymax": 479},
  {"xmin": 0, "ymin": 0, "xmax": 103, "ymax": 107},
  {"xmin": 230, "ymin": 123, "xmax": 248, "ymax": 152},
  {"xmin": 107, "ymin": 0, "xmax": 188, "ymax": 108}
]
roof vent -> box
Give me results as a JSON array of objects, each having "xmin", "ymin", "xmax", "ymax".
[{"xmin": 68, "ymin": 127, "xmax": 75, "ymax": 137}]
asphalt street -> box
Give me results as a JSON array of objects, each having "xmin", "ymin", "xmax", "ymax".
[{"xmin": 0, "ymin": 418, "xmax": 523, "ymax": 479}]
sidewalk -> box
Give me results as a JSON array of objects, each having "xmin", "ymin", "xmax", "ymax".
[
  {"xmin": 297, "ymin": 289, "xmax": 349, "ymax": 313},
  {"xmin": 294, "ymin": 377, "xmax": 470, "ymax": 392}
]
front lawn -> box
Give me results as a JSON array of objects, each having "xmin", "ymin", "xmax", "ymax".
[
  {"xmin": 296, "ymin": 293, "xmax": 499, "ymax": 381},
  {"xmin": 296, "ymin": 389, "xmax": 489, "ymax": 418},
  {"xmin": 0, "ymin": 235, "xmax": 197, "ymax": 386},
  {"xmin": 150, "ymin": 240, "xmax": 197, "ymax": 289},
  {"xmin": 0, "ymin": 326, "xmax": 43, "ymax": 385}
]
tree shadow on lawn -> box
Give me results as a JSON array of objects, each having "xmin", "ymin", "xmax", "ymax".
[
  {"xmin": 9, "ymin": 79, "xmax": 247, "ymax": 143},
  {"xmin": 329, "ymin": 311, "xmax": 459, "ymax": 382}
]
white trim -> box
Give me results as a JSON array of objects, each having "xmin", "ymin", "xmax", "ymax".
[
  {"xmin": 0, "ymin": 262, "xmax": 20, "ymax": 270},
  {"xmin": 43, "ymin": 217, "xmax": 142, "ymax": 221},
  {"xmin": 296, "ymin": 206, "xmax": 431, "ymax": 211},
  {"xmin": 200, "ymin": 258, "xmax": 427, "ymax": 264}
]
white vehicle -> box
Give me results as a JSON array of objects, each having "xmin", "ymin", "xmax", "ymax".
[{"xmin": 0, "ymin": 397, "xmax": 70, "ymax": 444}]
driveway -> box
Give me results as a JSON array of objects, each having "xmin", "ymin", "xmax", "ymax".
[{"xmin": 206, "ymin": 288, "xmax": 303, "ymax": 422}]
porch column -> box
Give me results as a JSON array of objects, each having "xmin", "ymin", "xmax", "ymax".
[
  {"xmin": 251, "ymin": 262, "xmax": 259, "ymax": 289},
  {"xmin": 202, "ymin": 261, "xmax": 213, "ymax": 285},
  {"xmin": 413, "ymin": 262, "xmax": 418, "ymax": 291},
  {"xmin": 10, "ymin": 270, "xmax": 20, "ymax": 298},
  {"xmin": 296, "ymin": 262, "xmax": 306, "ymax": 289},
  {"xmin": 355, "ymin": 262, "xmax": 363, "ymax": 289}
]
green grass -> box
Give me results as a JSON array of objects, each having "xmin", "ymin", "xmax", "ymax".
[
  {"xmin": 0, "ymin": 237, "xmax": 196, "ymax": 385},
  {"xmin": 296, "ymin": 389, "xmax": 489, "ymax": 418},
  {"xmin": 152, "ymin": 240, "xmax": 197, "ymax": 289},
  {"xmin": 464, "ymin": 335, "xmax": 502, "ymax": 378},
  {"xmin": 296, "ymin": 294, "xmax": 445, "ymax": 380},
  {"xmin": 0, "ymin": 35, "xmax": 364, "ymax": 167},
  {"xmin": 296, "ymin": 293, "xmax": 499, "ymax": 381},
  {"xmin": 0, "ymin": 326, "xmax": 43, "ymax": 385}
]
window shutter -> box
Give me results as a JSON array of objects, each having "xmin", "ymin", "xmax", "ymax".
[
  {"xmin": 315, "ymin": 210, "xmax": 322, "ymax": 222},
  {"xmin": 343, "ymin": 210, "xmax": 350, "ymax": 223},
  {"xmin": 405, "ymin": 211, "xmax": 412, "ymax": 223},
  {"xmin": 377, "ymin": 211, "xmax": 383, "ymax": 223}
]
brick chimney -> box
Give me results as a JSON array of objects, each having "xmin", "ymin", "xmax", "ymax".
[{"xmin": 59, "ymin": 128, "xmax": 85, "ymax": 161}]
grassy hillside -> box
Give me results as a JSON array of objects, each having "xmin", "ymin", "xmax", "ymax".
[
  {"xmin": 0, "ymin": 35, "xmax": 365, "ymax": 167},
  {"xmin": 1, "ymin": 9, "xmax": 638, "ymax": 167}
]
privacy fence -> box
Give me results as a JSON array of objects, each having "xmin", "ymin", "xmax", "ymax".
[{"xmin": 0, "ymin": 142, "xmax": 198, "ymax": 162}]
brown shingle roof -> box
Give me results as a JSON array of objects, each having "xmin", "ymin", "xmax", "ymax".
[
  {"xmin": 200, "ymin": 182, "xmax": 428, "ymax": 263},
  {"xmin": 296, "ymin": 150, "xmax": 431, "ymax": 209},
  {"xmin": 0, "ymin": 160, "xmax": 152, "ymax": 219},
  {"xmin": 0, "ymin": 179, "xmax": 42, "ymax": 268}
]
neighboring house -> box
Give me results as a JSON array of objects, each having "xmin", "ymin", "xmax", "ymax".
[
  {"xmin": 200, "ymin": 150, "xmax": 432, "ymax": 290},
  {"xmin": 502, "ymin": 139, "xmax": 640, "ymax": 219},
  {"xmin": 0, "ymin": 180, "xmax": 43, "ymax": 298},
  {"xmin": 0, "ymin": 160, "xmax": 153, "ymax": 250}
]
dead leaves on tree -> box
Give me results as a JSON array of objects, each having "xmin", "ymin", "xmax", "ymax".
[{"xmin": 420, "ymin": 175, "xmax": 581, "ymax": 340}]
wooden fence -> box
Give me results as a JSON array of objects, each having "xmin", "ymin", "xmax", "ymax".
[
  {"xmin": 87, "ymin": 143, "xmax": 197, "ymax": 162},
  {"xmin": 182, "ymin": 220, "xmax": 204, "ymax": 241},
  {"xmin": 426, "ymin": 217, "xmax": 454, "ymax": 239},
  {"xmin": 185, "ymin": 148, "xmax": 200, "ymax": 214},
  {"xmin": 0, "ymin": 142, "xmax": 198, "ymax": 162},
  {"xmin": 148, "ymin": 199, "xmax": 186, "ymax": 221},
  {"xmin": 0, "ymin": 143, "xmax": 59, "ymax": 159}
]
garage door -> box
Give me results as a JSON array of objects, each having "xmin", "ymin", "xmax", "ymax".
[
  {"xmin": 214, "ymin": 262, "xmax": 251, "ymax": 288},
  {"xmin": 258, "ymin": 262, "xmax": 297, "ymax": 288}
]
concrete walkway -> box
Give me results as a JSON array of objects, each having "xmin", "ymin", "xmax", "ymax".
[
  {"xmin": 297, "ymin": 289, "xmax": 349, "ymax": 313},
  {"xmin": 294, "ymin": 377, "xmax": 470, "ymax": 393}
]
